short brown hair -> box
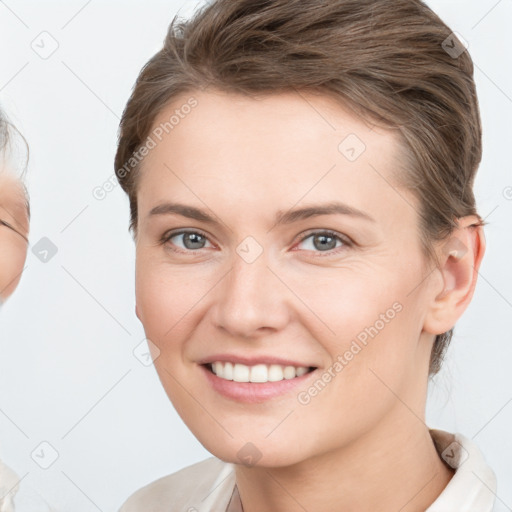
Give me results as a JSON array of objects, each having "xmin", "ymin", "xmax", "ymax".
[{"xmin": 114, "ymin": 0, "xmax": 484, "ymax": 376}]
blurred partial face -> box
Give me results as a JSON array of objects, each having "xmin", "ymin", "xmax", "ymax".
[
  {"xmin": 0, "ymin": 171, "xmax": 29, "ymax": 302},
  {"xmin": 134, "ymin": 89, "xmax": 439, "ymax": 467}
]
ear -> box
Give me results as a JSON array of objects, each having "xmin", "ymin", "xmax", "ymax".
[
  {"xmin": 135, "ymin": 303, "xmax": 141, "ymax": 321},
  {"xmin": 423, "ymin": 215, "xmax": 485, "ymax": 336}
]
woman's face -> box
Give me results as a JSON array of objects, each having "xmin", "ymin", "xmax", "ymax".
[
  {"xmin": 0, "ymin": 171, "xmax": 29, "ymax": 302},
  {"xmin": 134, "ymin": 89, "xmax": 443, "ymax": 466}
]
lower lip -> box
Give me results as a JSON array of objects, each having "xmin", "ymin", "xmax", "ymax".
[{"xmin": 200, "ymin": 364, "xmax": 317, "ymax": 403}]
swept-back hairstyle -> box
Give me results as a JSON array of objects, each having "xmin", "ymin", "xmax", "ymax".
[{"xmin": 114, "ymin": 0, "xmax": 483, "ymax": 375}]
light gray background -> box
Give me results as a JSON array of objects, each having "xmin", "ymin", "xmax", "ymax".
[{"xmin": 0, "ymin": 1, "xmax": 510, "ymax": 510}]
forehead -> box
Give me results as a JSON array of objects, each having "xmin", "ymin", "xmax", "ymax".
[
  {"xmin": 137, "ymin": 88, "xmax": 416, "ymax": 229},
  {"xmin": 150, "ymin": 88, "xmax": 395, "ymax": 153}
]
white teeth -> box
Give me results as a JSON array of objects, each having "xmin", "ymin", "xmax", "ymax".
[
  {"xmin": 268, "ymin": 364, "xmax": 284, "ymax": 382},
  {"xmin": 210, "ymin": 361, "xmax": 311, "ymax": 382},
  {"xmin": 250, "ymin": 364, "xmax": 268, "ymax": 383},
  {"xmin": 223, "ymin": 361, "xmax": 233, "ymax": 380},
  {"xmin": 283, "ymin": 366, "xmax": 296, "ymax": 379},
  {"xmin": 296, "ymin": 366, "xmax": 308, "ymax": 377},
  {"xmin": 233, "ymin": 363, "xmax": 250, "ymax": 382}
]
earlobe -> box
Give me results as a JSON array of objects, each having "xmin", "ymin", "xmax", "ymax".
[{"xmin": 423, "ymin": 216, "xmax": 485, "ymax": 335}]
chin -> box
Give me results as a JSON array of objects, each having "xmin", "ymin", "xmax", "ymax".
[{"xmin": 196, "ymin": 433, "xmax": 308, "ymax": 468}]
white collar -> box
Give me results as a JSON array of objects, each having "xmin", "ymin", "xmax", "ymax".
[
  {"xmin": 224, "ymin": 429, "xmax": 497, "ymax": 512},
  {"xmin": 427, "ymin": 429, "xmax": 497, "ymax": 511},
  {"xmin": 0, "ymin": 457, "xmax": 19, "ymax": 512}
]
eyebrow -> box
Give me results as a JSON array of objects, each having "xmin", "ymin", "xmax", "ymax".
[{"xmin": 148, "ymin": 201, "xmax": 375, "ymax": 227}]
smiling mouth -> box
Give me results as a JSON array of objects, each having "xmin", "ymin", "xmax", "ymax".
[{"xmin": 204, "ymin": 362, "xmax": 316, "ymax": 383}]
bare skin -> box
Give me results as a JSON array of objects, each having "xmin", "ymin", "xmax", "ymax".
[
  {"xmin": 0, "ymin": 171, "xmax": 29, "ymax": 302},
  {"xmin": 133, "ymin": 89, "xmax": 484, "ymax": 511}
]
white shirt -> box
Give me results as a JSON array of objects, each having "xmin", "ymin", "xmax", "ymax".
[
  {"xmin": 0, "ymin": 458, "xmax": 50, "ymax": 512},
  {"xmin": 119, "ymin": 429, "xmax": 498, "ymax": 512},
  {"xmin": 0, "ymin": 458, "xmax": 20, "ymax": 512}
]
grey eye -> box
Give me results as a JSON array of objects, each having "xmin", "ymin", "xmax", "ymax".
[
  {"xmin": 170, "ymin": 231, "xmax": 211, "ymax": 250},
  {"xmin": 298, "ymin": 232, "xmax": 343, "ymax": 252}
]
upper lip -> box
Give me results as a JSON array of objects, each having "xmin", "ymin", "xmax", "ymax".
[{"xmin": 197, "ymin": 354, "xmax": 317, "ymax": 368}]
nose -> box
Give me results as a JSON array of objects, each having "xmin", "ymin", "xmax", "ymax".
[{"xmin": 210, "ymin": 248, "xmax": 291, "ymax": 339}]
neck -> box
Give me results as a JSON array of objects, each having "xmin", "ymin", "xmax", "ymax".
[{"xmin": 235, "ymin": 410, "xmax": 454, "ymax": 512}]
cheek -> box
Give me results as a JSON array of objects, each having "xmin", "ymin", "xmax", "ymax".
[
  {"xmin": 294, "ymin": 262, "xmax": 427, "ymax": 396},
  {"xmin": 134, "ymin": 253, "xmax": 210, "ymax": 341},
  {"xmin": 290, "ymin": 264, "xmax": 410, "ymax": 345}
]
